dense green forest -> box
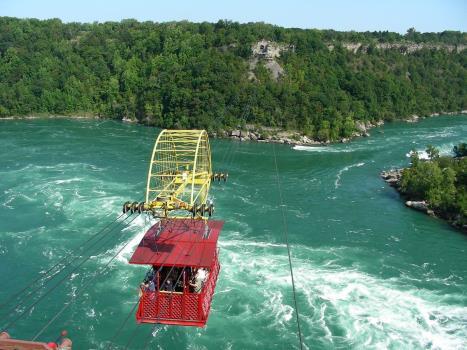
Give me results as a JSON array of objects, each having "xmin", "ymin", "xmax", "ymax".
[
  {"xmin": 0, "ymin": 17, "xmax": 466, "ymax": 140},
  {"xmin": 400, "ymin": 144, "xmax": 467, "ymax": 230}
]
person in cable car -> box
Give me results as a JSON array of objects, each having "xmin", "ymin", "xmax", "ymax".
[
  {"xmin": 148, "ymin": 279, "xmax": 156, "ymax": 292},
  {"xmin": 190, "ymin": 268, "xmax": 208, "ymax": 293},
  {"xmin": 143, "ymin": 267, "xmax": 155, "ymax": 284}
]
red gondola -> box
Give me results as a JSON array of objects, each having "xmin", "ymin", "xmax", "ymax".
[{"xmin": 129, "ymin": 219, "xmax": 223, "ymax": 327}]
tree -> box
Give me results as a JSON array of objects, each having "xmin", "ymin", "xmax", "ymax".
[
  {"xmin": 453, "ymin": 143, "xmax": 467, "ymax": 158},
  {"xmin": 426, "ymin": 145, "xmax": 440, "ymax": 160},
  {"xmin": 0, "ymin": 17, "xmax": 465, "ymax": 135},
  {"xmin": 400, "ymin": 145, "xmax": 466, "ymax": 227}
]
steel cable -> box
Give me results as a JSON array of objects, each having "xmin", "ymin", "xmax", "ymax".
[
  {"xmin": 1, "ymin": 212, "xmax": 132, "ymax": 325},
  {"xmin": 32, "ymin": 214, "xmax": 141, "ymax": 341},
  {"xmin": 272, "ymin": 143, "xmax": 304, "ymax": 350},
  {"xmin": 2, "ymin": 213, "xmax": 138, "ymax": 332},
  {"xmin": 0, "ymin": 211, "xmax": 127, "ymax": 311}
]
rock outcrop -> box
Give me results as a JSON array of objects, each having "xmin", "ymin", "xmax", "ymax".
[
  {"xmin": 381, "ymin": 169, "xmax": 403, "ymax": 189},
  {"xmin": 249, "ymin": 40, "xmax": 293, "ymax": 81},
  {"xmin": 223, "ymin": 127, "xmax": 320, "ymax": 146},
  {"xmin": 329, "ymin": 42, "xmax": 466, "ymax": 54}
]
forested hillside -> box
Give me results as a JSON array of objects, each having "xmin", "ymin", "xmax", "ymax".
[{"xmin": 0, "ymin": 17, "xmax": 465, "ymax": 140}]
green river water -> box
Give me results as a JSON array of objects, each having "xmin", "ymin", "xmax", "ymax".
[{"xmin": 0, "ymin": 116, "xmax": 466, "ymax": 349}]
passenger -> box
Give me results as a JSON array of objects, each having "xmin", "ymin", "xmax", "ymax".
[
  {"xmin": 139, "ymin": 282, "xmax": 148, "ymax": 298},
  {"xmin": 144, "ymin": 267, "xmax": 155, "ymax": 284},
  {"xmin": 148, "ymin": 280, "xmax": 156, "ymax": 292},
  {"xmin": 163, "ymin": 278, "xmax": 173, "ymax": 291},
  {"xmin": 175, "ymin": 270, "xmax": 185, "ymax": 292},
  {"xmin": 190, "ymin": 268, "xmax": 208, "ymax": 293},
  {"xmin": 188, "ymin": 268, "xmax": 195, "ymax": 292},
  {"xmin": 154, "ymin": 270, "xmax": 160, "ymax": 290}
]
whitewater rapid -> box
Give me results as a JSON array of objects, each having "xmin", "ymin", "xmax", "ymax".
[{"xmin": 1, "ymin": 117, "xmax": 466, "ymax": 349}]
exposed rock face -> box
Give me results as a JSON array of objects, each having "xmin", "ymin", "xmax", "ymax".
[
  {"xmin": 230, "ymin": 130, "xmax": 241, "ymax": 137},
  {"xmin": 405, "ymin": 114, "xmax": 419, "ymax": 123},
  {"xmin": 122, "ymin": 116, "xmax": 137, "ymax": 123},
  {"xmin": 352, "ymin": 120, "xmax": 379, "ymax": 138},
  {"xmin": 251, "ymin": 40, "xmax": 294, "ymax": 60},
  {"xmin": 226, "ymin": 126, "xmax": 321, "ymax": 146},
  {"xmin": 405, "ymin": 200, "xmax": 428, "ymax": 212},
  {"xmin": 331, "ymin": 42, "xmax": 466, "ymax": 54},
  {"xmin": 264, "ymin": 60, "xmax": 284, "ymax": 80},
  {"xmin": 249, "ymin": 40, "xmax": 293, "ymax": 81},
  {"xmin": 381, "ymin": 169, "xmax": 403, "ymax": 189},
  {"xmin": 355, "ymin": 121, "xmax": 367, "ymax": 133}
]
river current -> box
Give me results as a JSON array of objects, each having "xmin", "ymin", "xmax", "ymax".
[{"xmin": 0, "ymin": 116, "xmax": 466, "ymax": 349}]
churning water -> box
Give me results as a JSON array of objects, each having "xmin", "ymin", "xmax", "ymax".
[{"xmin": 0, "ymin": 116, "xmax": 466, "ymax": 349}]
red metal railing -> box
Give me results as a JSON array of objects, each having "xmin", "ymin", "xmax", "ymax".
[
  {"xmin": 136, "ymin": 251, "xmax": 220, "ymax": 327},
  {"xmin": 201, "ymin": 251, "xmax": 220, "ymax": 318}
]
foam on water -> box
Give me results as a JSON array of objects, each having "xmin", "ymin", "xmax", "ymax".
[
  {"xmin": 334, "ymin": 162, "xmax": 365, "ymax": 189},
  {"xmin": 2, "ymin": 117, "xmax": 467, "ymax": 349},
  {"xmin": 406, "ymin": 143, "xmax": 456, "ymax": 160},
  {"xmin": 293, "ymin": 145, "xmax": 354, "ymax": 153},
  {"xmin": 115, "ymin": 214, "xmax": 156, "ymax": 262},
  {"xmin": 218, "ymin": 238, "xmax": 467, "ymax": 349}
]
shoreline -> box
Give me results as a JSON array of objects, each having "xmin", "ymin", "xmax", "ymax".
[
  {"xmin": 219, "ymin": 110, "xmax": 466, "ymax": 146},
  {"xmin": 381, "ymin": 168, "xmax": 466, "ymax": 233},
  {"xmin": 0, "ymin": 114, "xmax": 100, "ymax": 121},
  {"xmin": 2, "ymin": 110, "xmax": 466, "ymax": 146}
]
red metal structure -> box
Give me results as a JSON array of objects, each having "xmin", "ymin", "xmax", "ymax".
[
  {"xmin": 0, "ymin": 331, "xmax": 72, "ymax": 350},
  {"xmin": 129, "ymin": 219, "xmax": 223, "ymax": 327}
]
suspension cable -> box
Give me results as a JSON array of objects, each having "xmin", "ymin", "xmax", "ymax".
[
  {"xmin": 32, "ymin": 214, "xmax": 141, "ymax": 341},
  {"xmin": 2, "ymin": 213, "xmax": 138, "ymax": 332},
  {"xmin": 272, "ymin": 143, "xmax": 304, "ymax": 350},
  {"xmin": 0, "ymin": 212, "xmax": 132, "ymax": 324},
  {"xmin": 0, "ymin": 211, "xmax": 127, "ymax": 311},
  {"xmin": 142, "ymin": 324, "xmax": 158, "ymax": 350},
  {"xmin": 107, "ymin": 298, "xmax": 140, "ymax": 349}
]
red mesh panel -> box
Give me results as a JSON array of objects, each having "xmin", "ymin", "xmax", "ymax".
[
  {"xmin": 137, "ymin": 292, "xmax": 202, "ymax": 323},
  {"xmin": 201, "ymin": 251, "xmax": 220, "ymax": 318},
  {"xmin": 183, "ymin": 294, "xmax": 200, "ymax": 320},
  {"xmin": 136, "ymin": 253, "xmax": 220, "ymax": 327}
]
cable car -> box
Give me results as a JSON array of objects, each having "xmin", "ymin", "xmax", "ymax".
[
  {"xmin": 123, "ymin": 130, "xmax": 226, "ymax": 327},
  {"xmin": 129, "ymin": 219, "xmax": 222, "ymax": 327}
]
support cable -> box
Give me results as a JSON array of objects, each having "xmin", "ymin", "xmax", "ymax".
[
  {"xmin": 2, "ymin": 213, "xmax": 137, "ymax": 332},
  {"xmin": 1, "ymin": 212, "xmax": 131, "ymax": 325},
  {"xmin": 32, "ymin": 214, "xmax": 141, "ymax": 341},
  {"xmin": 0, "ymin": 211, "xmax": 127, "ymax": 311},
  {"xmin": 142, "ymin": 324, "xmax": 158, "ymax": 350},
  {"xmin": 272, "ymin": 143, "xmax": 304, "ymax": 350}
]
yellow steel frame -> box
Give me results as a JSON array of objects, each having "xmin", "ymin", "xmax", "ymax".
[{"xmin": 145, "ymin": 130, "xmax": 212, "ymax": 218}]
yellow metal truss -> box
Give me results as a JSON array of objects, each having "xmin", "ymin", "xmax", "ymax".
[{"xmin": 145, "ymin": 129, "xmax": 212, "ymax": 218}]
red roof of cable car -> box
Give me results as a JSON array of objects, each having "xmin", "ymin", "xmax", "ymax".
[{"xmin": 129, "ymin": 219, "xmax": 223, "ymax": 268}]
